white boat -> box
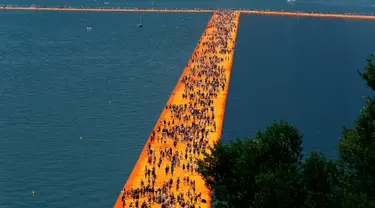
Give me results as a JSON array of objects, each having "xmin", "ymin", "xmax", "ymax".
[{"xmin": 137, "ymin": 16, "xmax": 143, "ymax": 28}]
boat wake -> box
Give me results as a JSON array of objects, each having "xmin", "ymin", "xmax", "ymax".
[{"xmin": 361, "ymin": 4, "xmax": 375, "ymax": 7}]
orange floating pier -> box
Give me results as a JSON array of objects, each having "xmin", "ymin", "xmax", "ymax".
[
  {"xmin": 1, "ymin": 6, "xmax": 375, "ymax": 20},
  {"xmin": 2, "ymin": 3, "xmax": 372, "ymax": 208},
  {"xmin": 1, "ymin": 7, "xmax": 213, "ymax": 13},
  {"xmin": 113, "ymin": 11, "xmax": 240, "ymax": 208},
  {"xmin": 240, "ymin": 10, "xmax": 375, "ymax": 20}
]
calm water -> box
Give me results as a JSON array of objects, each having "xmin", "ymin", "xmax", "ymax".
[
  {"xmin": 0, "ymin": 10, "xmax": 209, "ymax": 208},
  {"xmin": 1, "ymin": 0, "xmax": 375, "ymax": 207},
  {"xmin": 222, "ymin": 14, "xmax": 375, "ymax": 158}
]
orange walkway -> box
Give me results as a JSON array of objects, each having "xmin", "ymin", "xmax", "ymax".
[
  {"xmin": 113, "ymin": 12, "xmax": 240, "ymax": 208},
  {"xmin": 240, "ymin": 10, "xmax": 375, "ymax": 20},
  {"xmin": 1, "ymin": 7, "xmax": 213, "ymax": 13},
  {"xmin": 1, "ymin": 6, "xmax": 375, "ymax": 20}
]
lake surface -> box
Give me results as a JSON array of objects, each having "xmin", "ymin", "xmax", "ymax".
[
  {"xmin": 1, "ymin": 0, "xmax": 375, "ymax": 207},
  {"xmin": 0, "ymin": 10, "xmax": 209, "ymax": 208},
  {"xmin": 221, "ymin": 14, "xmax": 375, "ymax": 158}
]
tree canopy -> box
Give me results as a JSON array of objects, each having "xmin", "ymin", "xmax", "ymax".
[{"xmin": 197, "ymin": 54, "xmax": 375, "ymax": 208}]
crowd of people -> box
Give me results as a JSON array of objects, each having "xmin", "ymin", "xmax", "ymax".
[{"xmin": 117, "ymin": 10, "xmax": 238, "ymax": 208}]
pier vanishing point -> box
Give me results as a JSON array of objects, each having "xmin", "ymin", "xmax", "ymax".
[{"xmin": 3, "ymin": 5, "xmax": 374, "ymax": 208}]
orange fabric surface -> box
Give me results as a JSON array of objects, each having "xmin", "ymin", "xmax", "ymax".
[
  {"xmin": 240, "ymin": 10, "xmax": 375, "ymax": 20},
  {"xmin": 113, "ymin": 12, "xmax": 240, "ymax": 208}
]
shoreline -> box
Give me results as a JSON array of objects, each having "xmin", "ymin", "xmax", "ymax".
[{"xmin": 1, "ymin": 6, "xmax": 375, "ymax": 20}]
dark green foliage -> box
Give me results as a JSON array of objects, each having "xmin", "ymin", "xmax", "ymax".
[
  {"xmin": 198, "ymin": 121, "xmax": 306, "ymax": 207},
  {"xmin": 197, "ymin": 55, "xmax": 375, "ymax": 208},
  {"xmin": 300, "ymin": 152, "xmax": 339, "ymax": 208},
  {"xmin": 359, "ymin": 54, "xmax": 375, "ymax": 91},
  {"xmin": 198, "ymin": 138, "xmax": 258, "ymax": 207},
  {"xmin": 253, "ymin": 162, "xmax": 303, "ymax": 208},
  {"xmin": 255, "ymin": 121, "xmax": 303, "ymax": 170},
  {"xmin": 338, "ymin": 54, "xmax": 375, "ymax": 204}
]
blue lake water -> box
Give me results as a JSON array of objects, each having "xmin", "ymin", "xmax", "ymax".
[
  {"xmin": 0, "ymin": 10, "xmax": 209, "ymax": 208},
  {"xmin": 1, "ymin": 0, "xmax": 375, "ymax": 207},
  {"xmin": 221, "ymin": 14, "xmax": 375, "ymax": 158}
]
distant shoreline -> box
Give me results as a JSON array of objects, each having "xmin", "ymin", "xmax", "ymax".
[{"xmin": 1, "ymin": 6, "xmax": 375, "ymax": 20}]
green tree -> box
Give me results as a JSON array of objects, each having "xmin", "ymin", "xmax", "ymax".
[
  {"xmin": 338, "ymin": 53, "xmax": 375, "ymax": 206},
  {"xmin": 358, "ymin": 54, "xmax": 375, "ymax": 91},
  {"xmin": 300, "ymin": 152, "xmax": 339, "ymax": 208},
  {"xmin": 198, "ymin": 121, "xmax": 305, "ymax": 207}
]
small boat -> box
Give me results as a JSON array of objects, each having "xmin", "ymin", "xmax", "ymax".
[
  {"xmin": 137, "ymin": 16, "xmax": 143, "ymax": 28},
  {"xmin": 87, "ymin": 26, "xmax": 92, "ymax": 31}
]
